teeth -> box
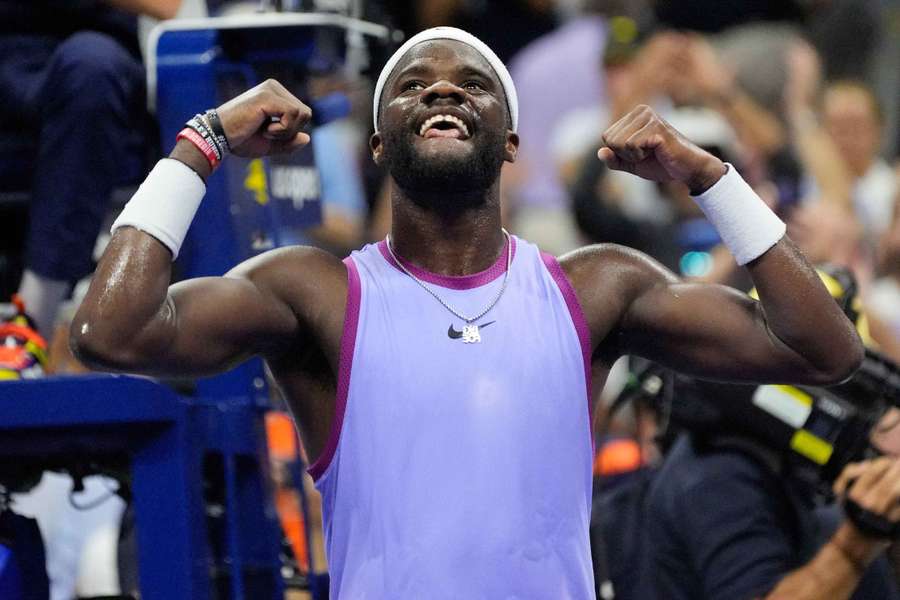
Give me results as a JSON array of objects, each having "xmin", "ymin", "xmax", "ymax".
[{"xmin": 419, "ymin": 114, "xmax": 470, "ymax": 137}]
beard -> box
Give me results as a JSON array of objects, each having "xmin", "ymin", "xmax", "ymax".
[{"xmin": 381, "ymin": 125, "xmax": 507, "ymax": 212}]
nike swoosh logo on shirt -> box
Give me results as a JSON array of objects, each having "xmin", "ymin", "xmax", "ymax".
[{"xmin": 448, "ymin": 321, "xmax": 496, "ymax": 339}]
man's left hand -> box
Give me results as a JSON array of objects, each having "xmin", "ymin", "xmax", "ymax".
[{"xmin": 598, "ymin": 105, "xmax": 727, "ymax": 194}]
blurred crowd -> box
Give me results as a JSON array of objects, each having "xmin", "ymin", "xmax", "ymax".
[{"xmin": 3, "ymin": 0, "xmax": 900, "ymax": 599}]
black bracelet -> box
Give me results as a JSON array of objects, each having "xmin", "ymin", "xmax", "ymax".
[
  {"xmin": 185, "ymin": 115, "xmax": 222, "ymax": 161},
  {"xmin": 844, "ymin": 497, "xmax": 900, "ymax": 539},
  {"xmin": 204, "ymin": 109, "xmax": 231, "ymax": 153}
]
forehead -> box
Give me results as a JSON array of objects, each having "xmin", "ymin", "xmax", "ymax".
[
  {"xmin": 388, "ymin": 39, "xmax": 501, "ymax": 87},
  {"xmin": 824, "ymin": 86, "xmax": 877, "ymax": 118}
]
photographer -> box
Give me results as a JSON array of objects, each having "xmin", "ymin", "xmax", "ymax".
[
  {"xmin": 768, "ymin": 454, "xmax": 900, "ymax": 598},
  {"xmin": 642, "ymin": 425, "xmax": 900, "ymax": 600},
  {"xmin": 640, "ymin": 280, "xmax": 900, "ymax": 600},
  {"xmin": 592, "ymin": 266, "xmax": 900, "ymax": 600}
]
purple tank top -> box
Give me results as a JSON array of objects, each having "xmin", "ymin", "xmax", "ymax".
[{"xmin": 308, "ymin": 235, "xmax": 595, "ymax": 599}]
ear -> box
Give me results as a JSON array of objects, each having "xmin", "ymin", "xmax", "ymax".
[
  {"xmin": 370, "ymin": 132, "xmax": 384, "ymax": 165},
  {"xmin": 504, "ymin": 131, "xmax": 519, "ymax": 163}
]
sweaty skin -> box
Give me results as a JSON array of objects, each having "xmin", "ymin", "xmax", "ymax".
[{"xmin": 71, "ymin": 40, "xmax": 863, "ymax": 465}]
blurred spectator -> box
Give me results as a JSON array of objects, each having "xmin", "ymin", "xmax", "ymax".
[
  {"xmin": 305, "ymin": 118, "xmax": 369, "ymax": 255},
  {"xmin": 552, "ymin": 28, "xmax": 689, "ymax": 178},
  {"xmin": 642, "ymin": 431, "xmax": 900, "ymax": 600},
  {"xmin": 231, "ymin": 76, "xmax": 368, "ymax": 258},
  {"xmin": 0, "ymin": 0, "xmax": 180, "ymax": 345},
  {"xmin": 590, "ymin": 267, "xmax": 900, "ymax": 600},
  {"xmin": 564, "ymin": 28, "xmax": 783, "ymax": 286},
  {"xmin": 867, "ymin": 197, "xmax": 900, "ymax": 363},
  {"xmin": 821, "ymin": 81, "xmax": 897, "ymax": 243},
  {"xmin": 640, "ymin": 273, "xmax": 900, "ymax": 600},
  {"xmin": 501, "ymin": 3, "xmax": 609, "ymax": 253},
  {"xmin": 782, "ymin": 39, "xmax": 853, "ymax": 208},
  {"xmin": 778, "ymin": 40, "xmax": 896, "ymax": 286},
  {"xmin": 0, "ymin": 3, "xmax": 179, "ymax": 596}
]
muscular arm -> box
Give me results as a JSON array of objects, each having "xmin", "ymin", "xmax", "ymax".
[
  {"xmin": 71, "ymin": 80, "xmax": 345, "ymax": 377},
  {"xmin": 574, "ymin": 106, "xmax": 863, "ymax": 385},
  {"xmin": 566, "ymin": 239, "xmax": 859, "ymax": 384},
  {"xmin": 71, "ymin": 222, "xmax": 343, "ymax": 377}
]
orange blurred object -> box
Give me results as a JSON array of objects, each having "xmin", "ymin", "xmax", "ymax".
[
  {"xmin": 276, "ymin": 487, "xmax": 309, "ymax": 571},
  {"xmin": 266, "ymin": 411, "xmax": 308, "ymax": 570},
  {"xmin": 267, "ymin": 410, "xmax": 299, "ymax": 461},
  {"xmin": 593, "ymin": 438, "xmax": 643, "ymax": 476}
]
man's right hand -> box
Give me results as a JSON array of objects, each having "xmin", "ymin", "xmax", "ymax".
[
  {"xmin": 217, "ymin": 79, "xmax": 312, "ymax": 158},
  {"xmin": 835, "ymin": 457, "xmax": 900, "ymax": 526},
  {"xmin": 830, "ymin": 456, "xmax": 900, "ymax": 569}
]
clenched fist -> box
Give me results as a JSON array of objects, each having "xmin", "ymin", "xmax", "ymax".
[
  {"xmin": 597, "ymin": 105, "xmax": 727, "ymax": 195},
  {"xmin": 217, "ymin": 79, "xmax": 312, "ymax": 158}
]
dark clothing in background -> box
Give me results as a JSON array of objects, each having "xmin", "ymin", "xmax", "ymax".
[
  {"xmin": 653, "ymin": 0, "xmax": 805, "ymax": 33},
  {"xmin": 591, "ymin": 467, "xmax": 656, "ymax": 600},
  {"xmin": 570, "ymin": 149, "xmax": 682, "ymax": 271},
  {"xmin": 0, "ymin": 1, "xmax": 149, "ymax": 283},
  {"xmin": 639, "ymin": 434, "xmax": 900, "ymax": 600},
  {"xmin": 377, "ymin": 0, "xmax": 557, "ymax": 63},
  {"xmin": 448, "ymin": 0, "xmax": 557, "ymax": 64},
  {"xmin": 0, "ymin": 1, "xmax": 140, "ymax": 57}
]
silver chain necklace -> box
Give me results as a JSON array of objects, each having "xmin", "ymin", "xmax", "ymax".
[{"xmin": 385, "ymin": 229, "xmax": 511, "ymax": 344}]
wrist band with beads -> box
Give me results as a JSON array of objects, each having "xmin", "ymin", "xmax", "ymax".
[
  {"xmin": 176, "ymin": 127, "xmax": 219, "ymax": 169},
  {"xmin": 185, "ymin": 115, "xmax": 222, "ymax": 161},
  {"xmin": 203, "ymin": 109, "xmax": 231, "ymax": 153},
  {"xmin": 110, "ymin": 158, "xmax": 206, "ymax": 260},
  {"xmin": 691, "ymin": 163, "xmax": 787, "ymax": 266}
]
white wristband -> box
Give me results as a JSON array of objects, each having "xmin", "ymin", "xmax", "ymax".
[
  {"xmin": 111, "ymin": 158, "xmax": 206, "ymax": 260},
  {"xmin": 691, "ymin": 163, "xmax": 786, "ymax": 265}
]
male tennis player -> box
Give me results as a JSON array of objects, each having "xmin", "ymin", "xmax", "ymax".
[{"xmin": 72, "ymin": 28, "xmax": 863, "ymax": 599}]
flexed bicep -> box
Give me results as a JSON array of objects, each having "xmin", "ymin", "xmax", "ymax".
[
  {"xmin": 138, "ymin": 272, "xmax": 301, "ymax": 377},
  {"xmin": 562, "ymin": 241, "xmax": 859, "ymax": 388},
  {"xmin": 620, "ymin": 277, "xmax": 815, "ymax": 383},
  {"xmin": 72, "ymin": 229, "xmax": 345, "ymax": 377},
  {"xmin": 583, "ymin": 105, "xmax": 861, "ymax": 385}
]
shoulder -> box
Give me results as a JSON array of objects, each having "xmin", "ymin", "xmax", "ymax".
[
  {"xmin": 226, "ymin": 245, "xmax": 348, "ymax": 319},
  {"xmin": 227, "ymin": 244, "xmax": 346, "ymax": 282},
  {"xmin": 558, "ymin": 244, "xmax": 677, "ymax": 315},
  {"xmin": 559, "ymin": 243, "xmax": 673, "ymax": 280}
]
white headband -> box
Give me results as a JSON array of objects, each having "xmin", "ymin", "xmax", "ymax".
[{"xmin": 372, "ymin": 27, "xmax": 519, "ymax": 132}]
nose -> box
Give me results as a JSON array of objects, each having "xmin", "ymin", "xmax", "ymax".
[{"xmin": 422, "ymin": 80, "xmax": 466, "ymax": 106}]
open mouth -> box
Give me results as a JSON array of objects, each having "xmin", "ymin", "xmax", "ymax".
[{"xmin": 418, "ymin": 114, "xmax": 471, "ymax": 140}]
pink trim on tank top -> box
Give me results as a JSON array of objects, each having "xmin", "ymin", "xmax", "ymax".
[
  {"xmin": 377, "ymin": 236, "xmax": 517, "ymax": 290},
  {"xmin": 540, "ymin": 252, "xmax": 593, "ymax": 428},
  {"xmin": 308, "ymin": 256, "xmax": 361, "ymax": 481}
]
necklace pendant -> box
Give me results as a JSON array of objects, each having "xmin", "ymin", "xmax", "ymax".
[{"xmin": 462, "ymin": 324, "xmax": 481, "ymax": 344}]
